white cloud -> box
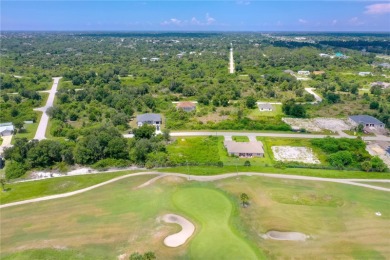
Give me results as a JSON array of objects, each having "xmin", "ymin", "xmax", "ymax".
[
  {"xmin": 348, "ymin": 17, "xmax": 365, "ymax": 26},
  {"xmin": 161, "ymin": 13, "xmax": 216, "ymax": 27},
  {"xmin": 298, "ymin": 18, "xmax": 308, "ymax": 24},
  {"xmin": 206, "ymin": 13, "xmax": 216, "ymax": 25},
  {"xmin": 161, "ymin": 18, "xmax": 182, "ymax": 26},
  {"xmin": 364, "ymin": 3, "xmax": 390, "ymax": 15},
  {"xmin": 236, "ymin": 0, "xmax": 251, "ymax": 5}
]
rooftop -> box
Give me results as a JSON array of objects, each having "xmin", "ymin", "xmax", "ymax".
[
  {"xmin": 349, "ymin": 115, "xmax": 384, "ymax": 125},
  {"xmin": 259, "ymin": 103, "xmax": 273, "ymax": 110},
  {"xmin": 176, "ymin": 101, "xmax": 196, "ymax": 108},
  {"xmin": 136, "ymin": 113, "xmax": 162, "ymax": 122}
]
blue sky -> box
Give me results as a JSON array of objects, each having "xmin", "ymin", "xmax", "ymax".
[{"xmin": 2, "ymin": 1, "xmax": 390, "ymax": 31}]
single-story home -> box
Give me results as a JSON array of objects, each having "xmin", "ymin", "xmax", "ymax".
[
  {"xmin": 283, "ymin": 70, "xmax": 294, "ymax": 75},
  {"xmin": 358, "ymin": 72, "xmax": 372, "ymax": 76},
  {"xmin": 349, "ymin": 115, "xmax": 385, "ymax": 129},
  {"xmin": 224, "ymin": 140, "xmax": 264, "ymax": 158},
  {"xmin": 150, "ymin": 57, "xmax": 159, "ymax": 62},
  {"xmin": 0, "ymin": 122, "xmax": 14, "ymax": 136},
  {"xmin": 319, "ymin": 53, "xmax": 330, "ymax": 58},
  {"xmin": 136, "ymin": 113, "xmax": 162, "ymax": 130},
  {"xmin": 297, "ymin": 71, "xmax": 310, "ymax": 76},
  {"xmin": 370, "ymin": 82, "xmax": 390, "ymax": 89},
  {"xmin": 258, "ymin": 103, "xmax": 273, "ymax": 111},
  {"xmin": 176, "ymin": 101, "xmax": 196, "ymax": 112}
]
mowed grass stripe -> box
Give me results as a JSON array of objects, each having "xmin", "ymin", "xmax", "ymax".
[{"xmin": 173, "ymin": 188, "xmax": 264, "ymax": 259}]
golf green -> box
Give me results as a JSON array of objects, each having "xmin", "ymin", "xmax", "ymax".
[{"xmin": 173, "ymin": 187, "xmax": 263, "ymax": 259}]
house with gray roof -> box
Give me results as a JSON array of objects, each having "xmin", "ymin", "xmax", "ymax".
[
  {"xmin": 258, "ymin": 103, "xmax": 273, "ymax": 111},
  {"xmin": 349, "ymin": 115, "xmax": 385, "ymax": 129},
  {"xmin": 224, "ymin": 141, "xmax": 264, "ymax": 158},
  {"xmin": 136, "ymin": 113, "xmax": 162, "ymax": 130},
  {"xmin": 0, "ymin": 123, "xmax": 14, "ymax": 136}
]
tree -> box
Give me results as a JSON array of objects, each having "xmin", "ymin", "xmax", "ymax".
[
  {"xmin": 328, "ymin": 151, "xmax": 353, "ymax": 168},
  {"xmin": 245, "ymin": 96, "xmax": 257, "ymax": 109},
  {"xmin": 14, "ymin": 120, "xmax": 24, "ymax": 132},
  {"xmin": 133, "ymin": 124, "xmax": 156, "ymax": 140},
  {"xmin": 361, "ymin": 160, "xmax": 372, "ymax": 172},
  {"xmin": 244, "ymin": 160, "xmax": 251, "ymax": 166},
  {"xmin": 161, "ymin": 128, "xmax": 171, "ymax": 141},
  {"xmin": 5, "ymin": 161, "xmax": 27, "ymax": 179},
  {"xmin": 369, "ymin": 101, "xmax": 379, "ymax": 110},
  {"xmin": 240, "ymin": 193, "xmax": 249, "ymax": 207},
  {"xmin": 371, "ymin": 156, "xmax": 388, "ymax": 172}
]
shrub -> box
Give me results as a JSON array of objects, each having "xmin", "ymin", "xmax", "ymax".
[
  {"xmin": 244, "ymin": 160, "xmax": 251, "ymax": 166},
  {"xmin": 5, "ymin": 161, "xmax": 27, "ymax": 179}
]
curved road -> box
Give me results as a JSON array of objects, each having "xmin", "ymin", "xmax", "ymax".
[
  {"xmin": 1, "ymin": 172, "xmax": 389, "ymax": 209},
  {"xmin": 33, "ymin": 77, "xmax": 62, "ymax": 140}
]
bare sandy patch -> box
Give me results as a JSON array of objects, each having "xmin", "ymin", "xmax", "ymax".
[
  {"xmin": 272, "ymin": 146, "xmax": 320, "ymax": 164},
  {"xmin": 162, "ymin": 214, "xmax": 195, "ymax": 247},
  {"xmin": 262, "ymin": 231, "xmax": 309, "ymax": 241}
]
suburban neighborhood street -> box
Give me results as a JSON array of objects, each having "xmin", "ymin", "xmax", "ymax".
[
  {"xmin": 304, "ymin": 88, "xmax": 323, "ymax": 102},
  {"xmin": 229, "ymin": 47, "xmax": 234, "ymax": 74},
  {"xmin": 33, "ymin": 77, "xmax": 61, "ymax": 140},
  {"xmin": 124, "ymin": 131, "xmax": 390, "ymax": 141},
  {"xmin": 1, "ymin": 171, "xmax": 389, "ymax": 209}
]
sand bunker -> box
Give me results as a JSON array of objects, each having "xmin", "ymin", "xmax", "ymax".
[
  {"xmin": 162, "ymin": 214, "xmax": 195, "ymax": 247},
  {"xmin": 262, "ymin": 231, "xmax": 309, "ymax": 241}
]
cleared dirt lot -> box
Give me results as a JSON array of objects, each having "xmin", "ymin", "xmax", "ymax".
[
  {"xmin": 283, "ymin": 117, "xmax": 353, "ymax": 133},
  {"xmin": 272, "ymin": 146, "xmax": 321, "ymax": 164}
]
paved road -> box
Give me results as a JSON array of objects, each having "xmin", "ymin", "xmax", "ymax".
[
  {"xmin": 33, "ymin": 77, "xmax": 61, "ymax": 140},
  {"xmin": 124, "ymin": 131, "xmax": 390, "ymax": 141},
  {"xmin": 304, "ymin": 88, "xmax": 322, "ymax": 102},
  {"xmin": 1, "ymin": 171, "xmax": 389, "ymax": 209},
  {"xmin": 229, "ymin": 47, "xmax": 234, "ymax": 74}
]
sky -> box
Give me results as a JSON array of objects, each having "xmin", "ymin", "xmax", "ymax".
[{"xmin": 1, "ymin": 1, "xmax": 390, "ymax": 31}]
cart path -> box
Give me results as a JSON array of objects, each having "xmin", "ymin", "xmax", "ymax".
[{"xmin": 1, "ymin": 172, "xmax": 389, "ymax": 209}]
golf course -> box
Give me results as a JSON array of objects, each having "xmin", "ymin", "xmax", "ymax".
[{"xmin": 1, "ymin": 173, "xmax": 389, "ymax": 259}]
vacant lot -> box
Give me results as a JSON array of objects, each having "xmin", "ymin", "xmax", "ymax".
[
  {"xmin": 1, "ymin": 175, "xmax": 389, "ymax": 259},
  {"xmin": 272, "ymin": 146, "xmax": 321, "ymax": 164},
  {"xmin": 167, "ymin": 136, "xmax": 220, "ymax": 164},
  {"xmin": 283, "ymin": 117, "xmax": 353, "ymax": 133}
]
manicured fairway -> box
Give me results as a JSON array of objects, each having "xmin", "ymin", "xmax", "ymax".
[
  {"xmin": 1, "ymin": 174, "xmax": 389, "ymax": 259},
  {"xmin": 173, "ymin": 188, "xmax": 263, "ymax": 259}
]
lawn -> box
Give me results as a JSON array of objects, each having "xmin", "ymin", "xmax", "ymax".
[
  {"xmin": 1, "ymin": 174, "xmax": 389, "ymax": 259},
  {"xmin": 232, "ymin": 136, "xmax": 249, "ymax": 142},
  {"xmin": 167, "ymin": 136, "xmax": 220, "ymax": 164},
  {"xmin": 248, "ymin": 104, "xmax": 283, "ymax": 118},
  {"xmin": 0, "ymin": 171, "xmax": 140, "ymax": 204},
  {"xmin": 11, "ymin": 122, "xmax": 39, "ymax": 144}
]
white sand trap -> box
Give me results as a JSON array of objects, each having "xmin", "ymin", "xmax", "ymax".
[
  {"xmin": 162, "ymin": 214, "xmax": 195, "ymax": 247},
  {"xmin": 263, "ymin": 231, "xmax": 309, "ymax": 241}
]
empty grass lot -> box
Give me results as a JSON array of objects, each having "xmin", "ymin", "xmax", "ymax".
[{"xmin": 1, "ymin": 174, "xmax": 389, "ymax": 259}]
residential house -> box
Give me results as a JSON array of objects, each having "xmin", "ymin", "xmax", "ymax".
[
  {"xmin": 283, "ymin": 70, "xmax": 294, "ymax": 75},
  {"xmin": 358, "ymin": 72, "xmax": 372, "ymax": 76},
  {"xmin": 176, "ymin": 101, "xmax": 196, "ymax": 112},
  {"xmin": 297, "ymin": 71, "xmax": 310, "ymax": 76},
  {"xmin": 319, "ymin": 53, "xmax": 330, "ymax": 58},
  {"xmin": 150, "ymin": 57, "xmax": 159, "ymax": 62},
  {"xmin": 349, "ymin": 115, "xmax": 385, "ymax": 129},
  {"xmin": 370, "ymin": 82, "xmax": 390, "ymax": 89},
  {"xmin": 136, "ymin": 113, "xmax": 162, "ymax": 130},
  {"xmin": 0, "ymin": 123, "xmax": 14, "ymax": 136},
  {"xmin": 224, "ymin": 141, "xmax": 264, "ymax": 158},
  {"xmin": 258, "ymin": 103, "xmax": 273, "ymax": 111}
]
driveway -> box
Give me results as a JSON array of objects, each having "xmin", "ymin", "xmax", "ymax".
[
  {"xmin": 0, "ymin": 135, "xmax": 13, "ymax": 155},
  {"xmin": 305, "ymin": 88, "xmax": 322, "ymax": 102}
]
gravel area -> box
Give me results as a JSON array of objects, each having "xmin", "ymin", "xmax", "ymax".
[{"xmin": 272, "ymin": 146, "xmax": 320, "ymax": 164}]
